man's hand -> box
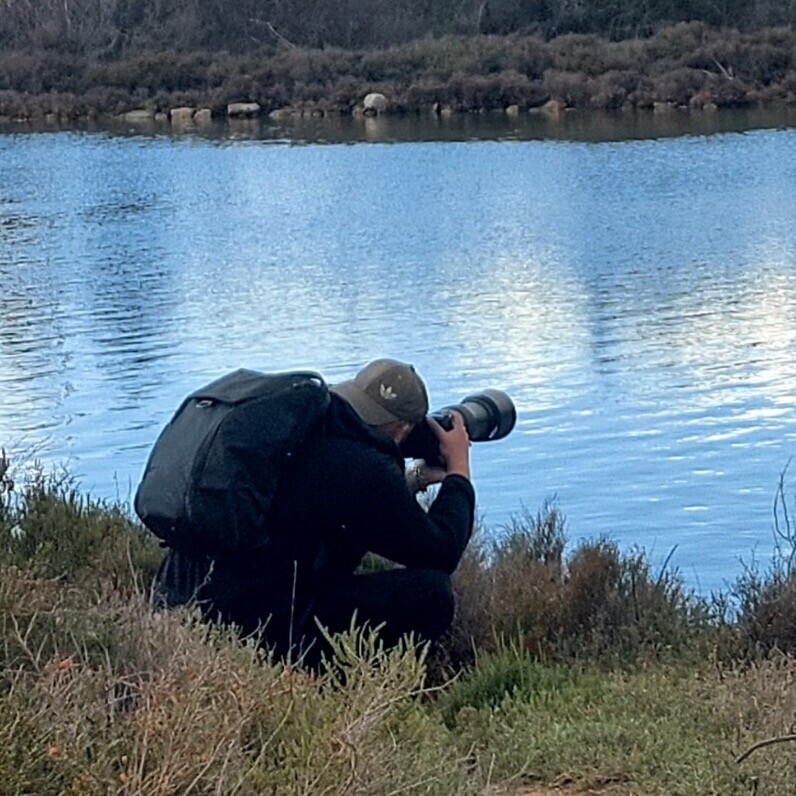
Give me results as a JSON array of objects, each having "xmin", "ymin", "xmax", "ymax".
[{"xmin": 428, "ymin": 412, "xmax": 471, "ymax": 481}]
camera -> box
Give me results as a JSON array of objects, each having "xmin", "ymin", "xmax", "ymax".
[{"xmin": 401, "ymin": 388, "xmax": 516, "ymax": 468}]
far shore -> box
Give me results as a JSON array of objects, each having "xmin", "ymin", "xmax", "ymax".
[{"xmin": 2, "ymin": 24, "xmax": 796, "ymax": 128}]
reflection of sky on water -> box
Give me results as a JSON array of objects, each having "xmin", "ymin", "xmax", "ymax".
[{"xmin": 2, "ymin": 126, "xmax": 796, "ymax": 591}]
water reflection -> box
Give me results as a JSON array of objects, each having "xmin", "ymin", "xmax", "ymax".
[
  {"xmin": 17, "ymin": 105, "xmax": 790, "ymax": 146},
  {"xmin": 1, "ymin": 121, "xmax": 796, "ymax": 591}
]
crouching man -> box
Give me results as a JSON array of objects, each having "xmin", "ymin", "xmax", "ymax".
[{"xmin": 153, "ymin": 358, "xmax": 475, "ymax": 663}]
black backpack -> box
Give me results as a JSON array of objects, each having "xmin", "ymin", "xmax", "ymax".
[{"xmin": 134, "ymin": 369, "xmax": 330, "ymax": 556}]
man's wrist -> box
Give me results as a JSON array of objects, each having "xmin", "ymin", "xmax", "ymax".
[
  {"xmin": 444, "ymin": 457, "xmax": 470, "ymax": 480},
  {"xmin": 406, "ymin": 463, "xmax": 430, "ymax": 494}
]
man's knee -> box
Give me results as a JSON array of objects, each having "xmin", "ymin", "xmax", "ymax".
[
  {"xmin": 409, "ymin": 569, "xmax": 455, "ymax": 640},
  {"xmin": 316, "ymin": 567, "xmax": 455, "ymax": 644}
]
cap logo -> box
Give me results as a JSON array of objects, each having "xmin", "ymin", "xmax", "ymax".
[{"xmin": 379, "ymin": 383, "xmax": 397, "ymax": 401}]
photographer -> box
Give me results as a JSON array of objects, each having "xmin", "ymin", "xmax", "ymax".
[{"xmin": 153, "ymin": 358, "xmax": 475, "ymax": 662}]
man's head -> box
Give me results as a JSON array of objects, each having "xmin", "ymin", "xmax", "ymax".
[{"xmin": 331, "ymin": 358, "xmax": 429, "ymax": 441}]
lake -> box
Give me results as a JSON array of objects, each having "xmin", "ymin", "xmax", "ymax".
[{"xmin": 2, "ymin": 108, "xmax": 796, "ymax": 594}]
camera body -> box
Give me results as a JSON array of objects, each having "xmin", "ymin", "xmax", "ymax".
[{"xmin": 401, "ymin": 388, "xmax": 516, "ymax": 468}]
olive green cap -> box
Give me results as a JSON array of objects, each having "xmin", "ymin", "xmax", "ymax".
[{"xmin": 331, "ymin": 358, "xmax": 429, "ymax": 426}]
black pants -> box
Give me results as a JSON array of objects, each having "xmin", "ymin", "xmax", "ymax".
[
  {"xmin": 290, "ymin": 567, "xmax": 455, "ymax": 666},
  {"xmin": 223, "ymin": 567, "xmax": 455, "ymax": 664},
  {"xmin": 155, "ymin": 552, "xmax": 454, "ymax": 665},
  {"xmin": 315, "ymin": 567, "xmax": 454, "ymax": 642}
]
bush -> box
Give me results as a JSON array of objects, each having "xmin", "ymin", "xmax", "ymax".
[
  {"xmin": 543, "ymin": 68, "xmax": 593, "ymax": 107},
  {"xmin": 443, "ymin": 69, "xmax": 536, "ymax": 109},
  {"xmin": 587, "ymin": 69, "xmax": 641, "ymax": 108},
  {"xmin": 0, "ymin": 454, "xmax": 162, "ymax": 595},
  {"xmin": 732, "ymin": 470, "xmax": 796, "ymax": 654},
  {"xmin": 551, "ymin": 33, "xmax": 613, "ymax": 74},
  {"xmin": 437, "ymin": 641, "xmax": 588, "ymax": 727},
  {"xmin": 444, "ymin": 502, "xmax": 717, "ymax": 670},
  {"xmin": 734, "ymin": 566, "xmax": 796, "ymax": 654},
  {"xmin": 653, "ymin": 66, "xmax": 710, "ymax": 104},
  {"xmin": 646, "ymin": 21, "xmax": 713, "ymax": 62}
]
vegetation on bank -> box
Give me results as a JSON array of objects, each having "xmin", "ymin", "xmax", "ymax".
[
  {"xmin": 2, "ymin": 451, "xmax": 796, "ymax": 794},
  {"xmin": 2, "ymin": 23, "xmax": 796, "ymax": 123}
]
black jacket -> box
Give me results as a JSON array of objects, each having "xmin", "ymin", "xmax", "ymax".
[{"xmin": 154, "ymin": 394, "xmax": 475, "ymax": 640}]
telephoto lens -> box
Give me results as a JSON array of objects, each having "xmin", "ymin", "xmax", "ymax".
[{"xmin": 401, "ymin": 388, "xmax": 516, "ymax": 468}]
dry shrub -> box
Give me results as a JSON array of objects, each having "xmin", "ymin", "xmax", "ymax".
[
  {"xmin": 322, "ymin": 75, "xmax": 370, "ymax": 111},
  {"xmin": 0, "ymin": 567, "xmax": 100, "ymax": 672},
  {"xmin": 443, "ymin": 69, "xmax": 538, "ymax": 109},
  {"xmin": 735, "ymin": 568, "xmax": 796, "ymax": 655},
  {"xmin": 551, "ymin": 33, "xmax": 617, "ymax": 75},
  {"xmin": 0, "ymin": 459, "xmax": 473, "ymax": 793},
  {"xmin": 781, "ymin": 69, "xmax": 796, "ymax": 97},
  {"xmin": 646, "ymin": 21, "xmax": 713, "ymax": 62},
  {"xmin": 601, "ymin": 37, "xmax": 647, "ymax": 71},
  {"xmin": 721, "ymin": 656, "xmax": 796, "ymax": 792},
  {"xmin": 360, "ymin": 46, "xmax": 437, "ymax": 83},
  {"xmin": 0, "ymin": 564, "xmax": 286, "ymax": 793},
  {"xmin": 723, "ymin": 470, "xmax": 796, "ymax": 657},
  {"xmin": 270, "ymin": 47, "xmax": 360, "ymax": 87},
  {"xmin": 2, "ymin": 25, "xmax": 796, "ymax": 116},
  {"xmin": 509, "ymin": 35, "xmax": 554, "ymax": 79},
  {"xmin": 747, "ymin": 34, "xmax": 790, "ymax": 79},
  {"xmin": 652, "ymin": 66, "xmax": 710, "ymax": 103},
  {"xmin": 753, "ymin": 25, "xmax": 796, "ymax": 48},
  {"xmin": 1, "ymin": 461, "xmax": 162, "ymax": 596},
  {"xmin": 400, "ymin": 78, "xmax": 448, "ymax": 109},
  {"xmin": 0, "ymin": 89, "xmax": 30, "ymax": 118},
  {"xmin": 561, "ymin": 540, "xmax": 623, "ymax": 630},
  {"xmin": 542, "ymin": 68, "xmax": 593, "ymax": 106},
  {"xmin": 587, "ymin": 69, "xmax": 641, "ymax": 109},
  {"xmin": 414, "ymin": 34, "xmax": 508, "ymax": 77},
  {"xmin": 446, "ymin": 503, "xmax": 710, "ymax": 669},
  {"xmin": 711, "ymin": 77, "xmax": 753, "ymax": 107},
  {"xmin": 390, "ymin": 35, "xmax": 479, "ymax": 80},
  {"xmin": 109, "ymin": 52, "xmax": 214, "ymax": 92}
]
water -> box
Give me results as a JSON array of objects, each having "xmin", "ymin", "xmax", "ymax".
[{"xmin": 2, "ymin": 110, "xmax": 796, "ymax": 593}]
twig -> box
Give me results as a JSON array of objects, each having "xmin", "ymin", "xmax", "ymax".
[
  {"xmin": 712, "ymin": 57, "xmax": 734, "ymax": 80},
  {"xmin": 248, "ymin": 18, "xmax": 296, "ymax": 48},
  {"xmin": 475, "ymin": 1, "xmax": 488, "ymax": 33},
  {"xmin": 773, "ymin": 460, "xmax": 796, "ymax": 572},
  {"xmin": 736, "ymin": 734, "xmax": 796, "ymax": 763}
]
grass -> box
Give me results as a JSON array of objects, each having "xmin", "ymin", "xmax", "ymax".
[
  {"xmin": 1, "ymin": 452, "xmax": 796, "ymax": 794},
  {"xmin": 446, "ymin": 656, "xmax": 796, "ymax": 794}
]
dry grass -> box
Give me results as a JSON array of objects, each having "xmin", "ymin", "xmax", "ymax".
[{"xmin": 0, "ymin": 567, "xmax": 476, "ymax": 795}]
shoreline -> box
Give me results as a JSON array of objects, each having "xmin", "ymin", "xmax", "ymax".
[{"xmin": 3, "ymin": 103, "xmax": 795, "ymax": 148}]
